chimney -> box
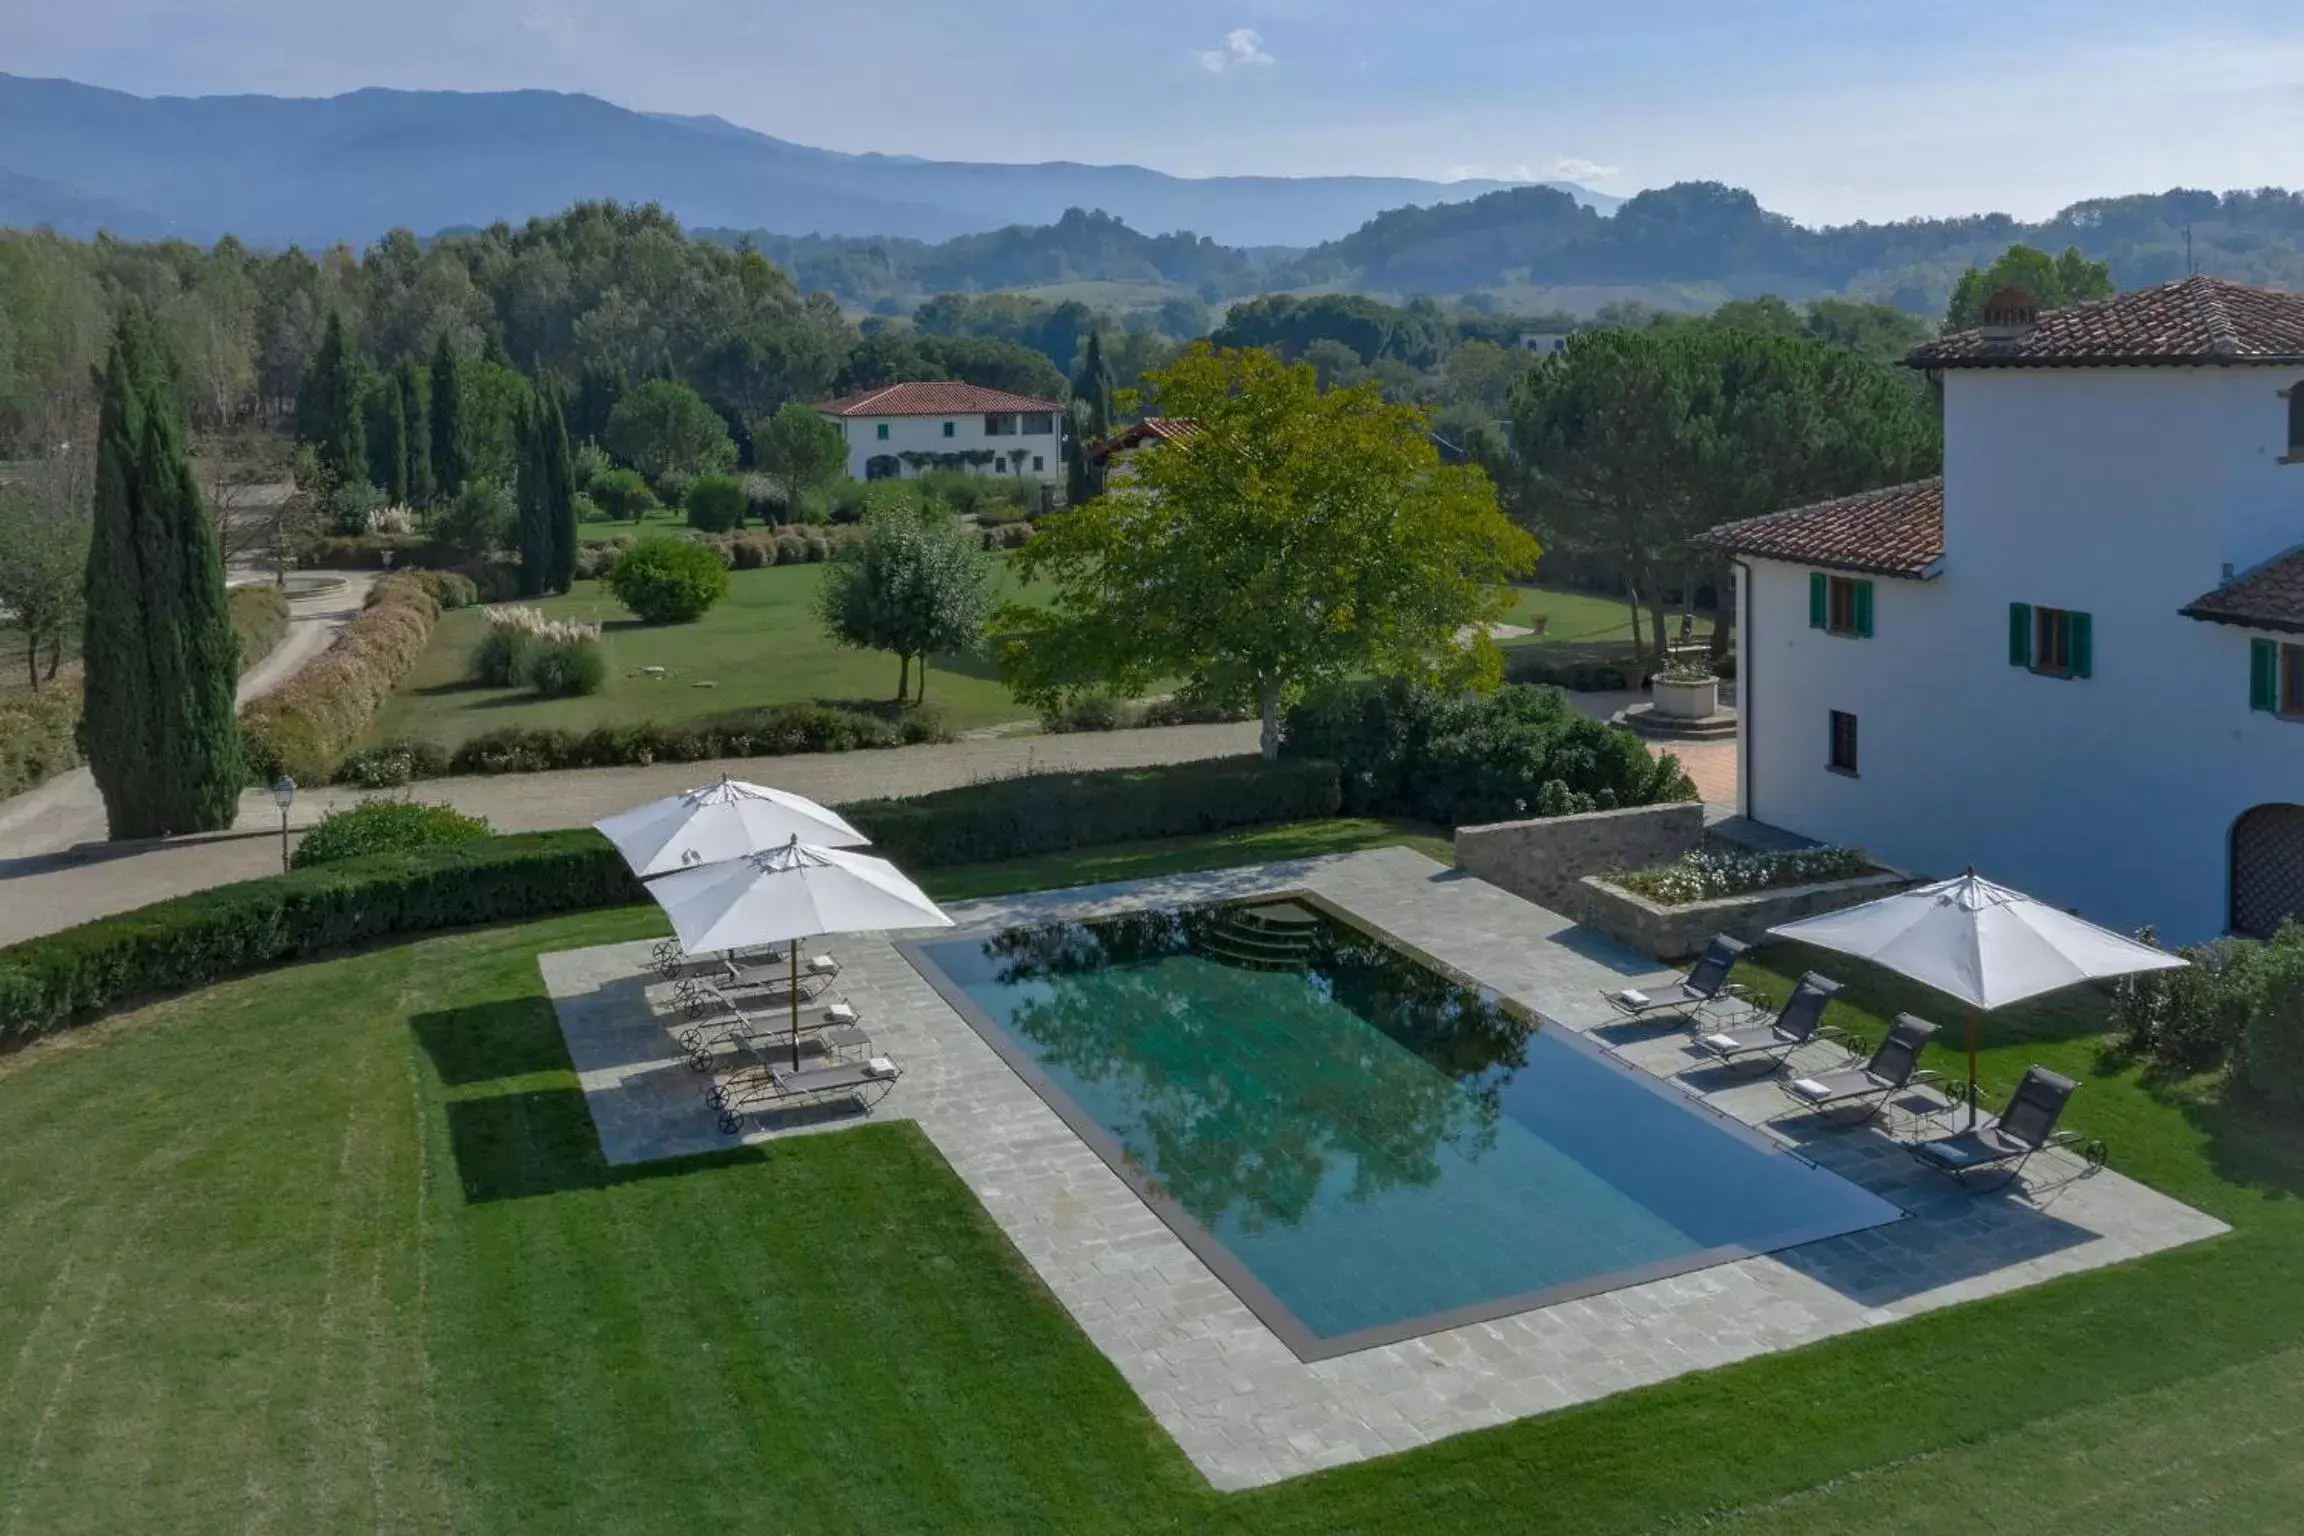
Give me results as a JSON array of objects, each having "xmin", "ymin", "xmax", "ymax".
[{"xmin": 1980, "ymin": 285, "xmax": 2039, "ymax": 344}]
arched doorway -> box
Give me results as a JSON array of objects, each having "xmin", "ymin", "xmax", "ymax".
[{"xmin": 2231, "ymin": 803, "xmax": 2304, "ymax": 938}]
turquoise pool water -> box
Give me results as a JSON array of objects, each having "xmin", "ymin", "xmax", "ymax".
[{"xmin": 905, "ymin": 896, "xmax": 1904, "ymax": 1359}]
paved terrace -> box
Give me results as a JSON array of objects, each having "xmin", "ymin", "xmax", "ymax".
[{"xmin": 538, "ymin": 846, "xmax": 2227, "ymax": 1491}]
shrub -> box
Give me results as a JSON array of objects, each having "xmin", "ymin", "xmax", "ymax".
[
  {"xmin": 471, "ymin": 606, "xmax": 605, "ymax": 696},
  {"xmin": 529, "ymin": 636, "xmax": 607, "ymax": 697},
  {"xmin": 229, "ymin": 584, "xmax": 292, "ymax": 671},
  {"xmin": 290, "ymin": 800, "xmax": 492, "ymax": 870},
  {"xmin": 728, "ymin": 532, "xmax": 775, "ymax": 570},
  {"xmin": 393, "ymin": 569, "xmax": 479, "ymax": 610},
  {"xmin": 334, "ymin": 738, "xmax": 452, "ymax": 789},
  {"xmin": 573, "ymin": 536, "xmax": 634, "ymax": 581},
  {"xmin": 456, "ymin": 559, "xmax": 521, "ymax": 604},
  {"xmin": 362, "ymin": 504, "xmax": 415, "ymax": 537},
  {"xmin": 590, "ymin": 467, "xmax": 656, "ymax": 522},
  {"xmin": 432, "ymin": 480, "xmax": 516, "ymax": 561},
  {"xmin": 572, "ymin": 440, "xmax": 612, "ymax": 495},
  {"xmin": 1611, "ymin": 846, "xmax": 1873, "ymax": 907},
  {"xmin": 1502, "ymin": 650, "xmax": 1632, "ymax": 691},
  {"xmin": 298, "ymin": 533, "xmax": 433, "ymax": 570},
  {"xmin": 684, "ymin": 472, "xmax": 748, "ymax": 532},
  {"xmin": 2108, "ymin": 927, "xmax": 2259, "ymax": 1075},
  {"xmin": 0, "ymin": 830, "xmax": 646, "ymax": 1041},
  {"xmin": 743, "ymin": 476, "xmax": 788, "ymax": 527},
  {"xmin": 572, "ymin": 492, "xmax": 603, "ymax": 525},
  {"xmin": 605, "ymin": 537, "xmax": 731, "ymax": 624},
  {"xmin": 0, "ymin": 684, "xmax": 83, "ymax": 799},
  {"xmin": 2239, "ymin": 927, "xmax": 2304, "ymax": 1106},
  {"xmin": 239, "ymin": 572, "xmax": 450, "ymax": 784},
  {"xmin": 440, "ymin": 703, "xmax": 951, "ymax": 777},
  {"xmin": 844, "ymin": 755, "xmax": 1341, "ymax": 869},
  {"xmin": 1040, "ymin": 693, "xmax": 1129, "ymax": 734},
  {"xmin": 652, "ymin": 469, "xmax": 694, "ymax": 511},
  {"xmin": 1281, "ymin": 679, "xmax": 1695, "ymax": 826},
  {"xmin": 980, "ymin": 522, "xmax": 1033, "ymax": 551}
]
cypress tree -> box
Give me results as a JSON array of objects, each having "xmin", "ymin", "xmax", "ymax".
[
  {"xmin": 367, "ymin": 383, "xmax": 408, "ymax": 504},
  {"xmin": 400, "ymin": 360, "xmax": 435, "ymax": 506},
  {"xmin": 543, "ymin": 388, "xmax": 577, "ymax": 593},
  {"xmin": 83, "ymin": 302, "xmax": 245, "ymax": 839},
  {"xmin": 1073, "ymin": 330, "xmax": 1115, "ymax": 442},
  {"xmin": 295, "ymin": 312, "xmax": 365, "ymax": 485},
  {"xmin": 429, "ymin": 330, "xmax": 465, "ymax": 499},
  {"xmin": 513, "ymin": 394, "xmax": 551, "ymax": 597}
]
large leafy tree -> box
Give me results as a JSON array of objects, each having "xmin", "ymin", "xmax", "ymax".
[
  {"xmin": 0, "ymin": 484, "xmax": 88, "ymax": 689},
  {"xmin": 816, "ymin": 499, "xmax": 994, "ymax": 704},
  {"xmin": 81, "ymin": 303, "xmax": 244, "ymax": 838},
  {"xmin": 752, "ymin": 402, "xmax": 849, "ymax": 512},
  {"xmin": 1000, "ymin": 345, "xmax": 1539, "ymax": 759},
  {"xmin": 603, "ymin": 377, "xmax": 736, "ymax": 483},
  {"xmin": 1944, "ymin": 244, "xmax": 2114, "ymax": 330}
]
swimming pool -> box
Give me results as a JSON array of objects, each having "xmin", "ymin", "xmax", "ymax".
[{"xmin": 902, "ymin": 894, "xmax": 1905, "ymax": 1361}]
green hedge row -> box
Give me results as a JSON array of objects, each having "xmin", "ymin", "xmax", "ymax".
[
  {"xmin": 844, "ymin": 755, "xmax": 1341, "ymax": 869},
  {"xmin": 0, "ymin": 755, "xmax": 1342, "ymax": 1041}
]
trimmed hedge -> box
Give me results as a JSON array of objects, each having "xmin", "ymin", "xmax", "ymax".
[
  {"xmin": 0, "ymin": 754, "xmax": 1343, "ymax": 1041},
  {"xmin": 239, "ymin": 572, "xmax": 463, "ymax": 784},
  {"xmin": 229, "ymin": 584, "xmax": 293, "ymax": 672},
  {"xmin": 0, "ymin": 830, "xmax": 643, "ymax": 1041},
  {"xmin": 289, "ymin": 800, "xmax": 492, "ymax": 869},
  {"xmin": 844, "ymin": 755, "xmax": 1341, "ymax": 869}
]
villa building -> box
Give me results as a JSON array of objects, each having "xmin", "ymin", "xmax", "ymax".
[
  {"xmin": 1706, "ymin": 276, "xmax": 2304, "ymax": 942},
  {"xmin": 814, "ymin": 381, "xmax": 1065, "ymax": 493}
]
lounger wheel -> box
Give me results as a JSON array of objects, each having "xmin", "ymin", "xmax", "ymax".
[{"xmin": 716, "ymin": 1111, "xmax": 740, "ymax": 1136}]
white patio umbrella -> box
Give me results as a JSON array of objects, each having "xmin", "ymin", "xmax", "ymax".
[
  {"xmin": 645, "ymin": 837, "xmax": 954, "ymax": 1067},
  {"xmin": 594, "ymin": 776, "xmax": 868, "ymax": 879},
  {"xmin": 1770, "ymin": 869, "xmax": 2185, "ymax": 1126}
]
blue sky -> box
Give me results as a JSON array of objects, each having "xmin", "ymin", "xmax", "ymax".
[{"xmin": 7, "ymin": 0, "xmax": 2303, "ymax": 223}]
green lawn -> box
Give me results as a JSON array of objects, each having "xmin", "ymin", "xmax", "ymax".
[
  {"xmin": 577, "ymin": 508, "xmax": 691, "ymax": 544},
  {"xmin": 363, "ymin": 560, "xmax": 1046, "ymax": 748},
  {"xmin": 1, "ymin": 821, "xmax": 2300, "ymax": 1531}
]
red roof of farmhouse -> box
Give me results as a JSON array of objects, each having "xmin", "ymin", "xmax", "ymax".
[
  {"xmin": 1087, "ymin": 416, "xmax": 1203, "ymax": 464},
  {"xmin": 2182, "ymin": 547, "xmax": 2304, "ymax": 634},
  {"xmin": 814, "ymin": 381, "xmax": 1062, "ymax": 417},
  {"xmin": 1907, "ymin": 276, "xmax": 2304, "ymax": 369},
  {"xmin": 1699, "ymin": 478, "xmax": 1945, "ymax": 580}
]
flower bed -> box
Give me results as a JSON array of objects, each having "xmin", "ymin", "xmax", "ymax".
[{"xmin": 1612, "ymin": 845, "xmax": 1873, "ymax": 907}]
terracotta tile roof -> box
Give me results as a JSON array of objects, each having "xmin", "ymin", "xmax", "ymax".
[
  {"xmin": 1087, "ymin": 416, "xmax": 1203, "ymax": 465},
  {"xmin": 1908, "ymin": 276, "xmax": 2304, "ymax": 369},
  {"xmin": 1700, "ymin": 478, "xmax": 1945, "ymax": 579},
  {"xmin": 2181, "ymin": 546, "xmax": 2304, "ymax": 634},
  {"xmin": 814, "ymin": 381, "xmax": 1062, "ymax": 417}
]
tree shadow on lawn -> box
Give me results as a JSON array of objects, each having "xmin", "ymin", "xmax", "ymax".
[
  {"xmin": 411, "ymin": 996, "xmax": 577, "ymax": 1087},
  {"xmin": 2147, "ymin": 1075, "xmax": 2304, "ymax": 1206},
  {"xmin": 443, "ymin": 1085, "xmax": 768, "ymax": 1202}
]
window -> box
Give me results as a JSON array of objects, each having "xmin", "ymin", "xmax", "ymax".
[
  {"xmin": 2008, "ymin": 602, "xmax": 2092, "ymax": 679},
  {"xmin": 1021, "ymin": 412, "xmax": 1055, "ymax": 435},
  {"xmin": 2286, "ymin": 384, "xmax": 2304, "ymax": 460},
  {"xmin": 1808, "ymin": 573, "xmax": 1873, "ymax": 638},
  {"xmin": 875, "ymin": 422, "xmax": 889, "ymax": 441},
  {"xmin": 1032, "ymin": 455, "xmax": 1045, "ymax": 472},
  {"xmin": 942, "ymin": 420, "xmax": 956, "ymax": 438},
  {"xmin": 1828, "ymin": 711, "xmax": 1859, "ymax": 776},
  {"xmin": 2250, "ymin": 639, "xmax": 2304, "ymax": 720},
  {"xmin": 985, "ymin": 413, "xmax": 1018, "ymax": 436}
]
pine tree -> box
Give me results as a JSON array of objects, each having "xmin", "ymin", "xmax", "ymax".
[
  {"xmin": 294, "ymin": 311, "xmax": 366, "ymax": 485},
  {"xmin": 83, "ymin": 302, "xmax": 245, "ymax": 839},
  {"xmin": 399, "ymin": 360, "xmax": 434, "ymax": 506},
  {"xmin": 513, "ymin": 395, "xmax": 551, "ymax": 597},
  {"xmin": 542, "ymin": 389, "xmax": 577, "ymax": 593},
  {"xmin": 429, "ymin": 330, "xmax": 465, "ymax": 499}
]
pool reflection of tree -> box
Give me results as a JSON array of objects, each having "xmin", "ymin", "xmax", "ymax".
[{"xmin": 983, "ymin": 904, "xmax": 1530, "ymax": 1232}]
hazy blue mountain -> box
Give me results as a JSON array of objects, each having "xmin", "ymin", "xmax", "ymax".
[
  {"xmin": 0, "ymin": 165, "xmax": 171, "ymax": 240},
  {"xmin": 0, "ymin": 74, "xmax": 1615, "ymax": 249}
]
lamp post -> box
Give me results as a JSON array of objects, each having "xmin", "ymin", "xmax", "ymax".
[{"xmin": 271, "ymin": 776, "xmax": 296, "ymax": 872}]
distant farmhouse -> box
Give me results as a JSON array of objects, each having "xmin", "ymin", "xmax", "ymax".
[
  {"xmin": 1706, "ymin": 277, "xmax": 2304, "ymax": 942},
  {"xmin": 815, "ymin": 382, "xmax": 1065, "ymax": 490}
]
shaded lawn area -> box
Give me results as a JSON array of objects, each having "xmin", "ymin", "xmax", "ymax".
[
  {"xmin": 1501, "ymin": 582, "xmax": 1713, "ymax": 646},
  {"xmin": 362, "ymin": 560, "xmax": 1046, "ymax": 748},
  {"xmin": 2, "ymin": 822, "xmax": 2301, "ymax": 1533}
]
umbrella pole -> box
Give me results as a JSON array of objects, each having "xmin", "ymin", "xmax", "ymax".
[
  {"xmin": 1966, "ymin": 1005, "xmax": 1980, "ymax": 1131},
  {"xmin": 790, "ymin": 939, "xmax": 801, "ymax": 1072}
]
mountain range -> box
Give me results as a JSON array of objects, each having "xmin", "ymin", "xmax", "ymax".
[{"xmin": 0, "ymin": 73, "xmax": 1618, "ymax": 250}]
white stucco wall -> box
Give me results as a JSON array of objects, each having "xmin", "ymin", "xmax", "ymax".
[
  {"xmin": 1741, "ymin": 364, "xmax": 2304, "ymax": 942},
  {"xmin": 822, "ymin": 410, "xmax": 1062, "ymax": 485}
]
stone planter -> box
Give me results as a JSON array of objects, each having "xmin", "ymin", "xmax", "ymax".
[
  {"xmin": 1575, "ymin": 867, "xmax": 1913, "ymax": 962},
  {"xmin": 1653, "ymin": 675, "xmax": 1718, "ymax": 720}
]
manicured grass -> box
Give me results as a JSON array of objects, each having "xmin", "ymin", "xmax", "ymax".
[
  {"xmin": 1502, "ymin": 582, "xmax": 1713, "ymax": 647},
  {"xmin": 362, "ymin": 560, "xmax": 1045, "ymax": 748},
  {"xmin": 3, "ymin": 824, "xmax": 2301, "ymax": 1533},
  {"xmin": 577, "ymin": 508, "xmax": 691, "ymax": 544}
]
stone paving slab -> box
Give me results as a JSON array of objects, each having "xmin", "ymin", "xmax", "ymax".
[{"xmin": 537, "ymin": 846, "xmax": 2228, "ymax": 1490}]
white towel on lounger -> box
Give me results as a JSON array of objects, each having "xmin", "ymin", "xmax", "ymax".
[
  {"xmin": 865, "ymin": 1056, "xmax": 899, "ymax": 1079},
  {"xmin": 1789, "ymin": 1077, "xmax": 1833, "ymax": 1100},
  {"xmin": 1615, "ymin": 988, "xmax": 1651, "ymax": 1008},
  {"xmin": 825, "ymin": 1002, "xmax": 859, "ymax": 1025},
  {"xmin": 1702, "ymin": 1033, "xmax": 1742, "ymax": 1053}
]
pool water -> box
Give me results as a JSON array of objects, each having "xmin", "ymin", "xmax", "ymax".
[{"xmin": 905, "ymin": 896, "xmax": 1904, "ymax": 1359}]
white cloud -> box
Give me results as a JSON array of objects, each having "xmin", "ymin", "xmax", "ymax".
[
  {"xmin": 1546, "ymin": 156, "xmax": 1619, "ymax": 183},
  {"xmin": 1195, "ymin": 28, "xmax": 1274, "ymax": 74},
  {"xmin": 1439, "ymin": 157, "xmax": 1619, "ymax": 185}
]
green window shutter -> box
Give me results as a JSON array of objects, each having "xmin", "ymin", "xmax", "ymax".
[
  {"xmin": 1809, "ymin": 572, "xmax": 1827, "ymax": 629},
  {"xmin": 2008, "ymin": 602, "xmax": 2033, "ymax": 667},
  {"xmin": 2252, "ymin": 638, "xmax": 2280, "ymax": 712},
  {"xmin": 1853, "ymin": 581, "xmax": 1875, "ymax": 638},
  {"xmin": 2070, "ymin": 612, "xmax": 2093, "ymax": 678}
]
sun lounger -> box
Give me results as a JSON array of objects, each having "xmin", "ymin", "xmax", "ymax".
[
  {"xmin": 710, "ymin": 1055, "xmax": 903, "ymax": 1133},
  {"xmin": 1779, "ymin": 1012, "xmax": 1941, "ymax": 1125},
  {"xmin": 677, "ymin": 985, "xmax": 869, "ymax": 1069},
  {"xmin": 1908, "ymin": 1065, "xmax": 2102, "ymax": 1189},
  {"xmin": 673, "ymin": 960, "xmax": 834, "ymax": 1018},
  {"xmin": 1690, "ymin": 972, "xmax": 1844, "ymax": 1073},
  {"xmin": 1604, "ymin": 934, "xmax": 1754, "ymax": 1025}
]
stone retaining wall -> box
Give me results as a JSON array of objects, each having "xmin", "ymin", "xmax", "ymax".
[
  {"xmin": 1453, "ymin": 803, "xmax": 1705, "ymax": 917},
  {"xmin": 1575, "ymin": 868, "xmax": 1913, "ymax": 961}
]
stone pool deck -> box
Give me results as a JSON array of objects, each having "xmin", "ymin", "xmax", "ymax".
[{"xmin": 537, "ymin": 846, "xmax": 2229, "ymax": 1491}]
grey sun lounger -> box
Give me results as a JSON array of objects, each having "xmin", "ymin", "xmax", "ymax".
[
  {"xmin": 709, "ymin": 1054, "xmax": 902, "ymax": 1134},
  {"xmin": 1779, "ymin": 1012, "xmax": 1942, "ymax": 1125},
  {"xmin": 1603, "ymin": 934, "xmax": 1753, "ymax": 1025},
  {"xmin": 1690, "ymin": 971, "xmax": 1844, "ymax": 1073},
  {"xmin": 673, "ymin": 959, "xmax": 835, "ymax": 1018},
  {"xmin": 677, "ymin": 985, "xmax": 869, "ymax": 1070},
  {"xmin": 1909, "ymin": 1065, "xmax": 2102, "ymax": 1189}
]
